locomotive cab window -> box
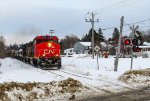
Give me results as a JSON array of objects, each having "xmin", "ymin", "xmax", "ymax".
[
  {"xmin": 36, "ymin": 39, "xmax": 58, "ymax": 44},
  {"xmin": 43, "ymin": 39, "xmax": 58, "ymax": 43}
]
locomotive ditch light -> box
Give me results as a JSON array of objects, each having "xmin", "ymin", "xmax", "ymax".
[
  {"xmin": 55, "ymin": 54, "xmax": 59, "ymax": 57},
  {"xmin": 48, "ymin": 43, "xmax": 52, "ymax": 47}
]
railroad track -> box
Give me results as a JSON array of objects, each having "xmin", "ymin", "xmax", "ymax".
[
  {"xmin": 59, "ymin": 69, "xmax": 134, "ymax": 90},
  {"xmin": 47, "ymin": 68, "xmax": 136, "ymax": 95}
]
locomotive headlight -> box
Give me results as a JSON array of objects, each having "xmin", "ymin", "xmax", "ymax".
[
  {"xmin": 48, "ymin": 43, "xmax": 52, "ymax": 47},
  {"xmin": 55, "ymin": 54, "xmax": 59, "ymax": 57}
]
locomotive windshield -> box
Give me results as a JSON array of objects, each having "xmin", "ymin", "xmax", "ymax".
[{"xmin": 36, "ymin": 39, "xmax": 58, "ymax": 44}]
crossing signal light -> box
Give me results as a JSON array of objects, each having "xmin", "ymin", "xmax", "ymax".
[
  {"xmin": 132, "ymin": 39, "xmax": 138, "ymax": 45},
  {"xmin": 125, "ymin": 39, "xmax": 131, "ymax": 45},
  {"xmin": 132, "ymin": 46, "xmax": 141, "ymax": 52}
]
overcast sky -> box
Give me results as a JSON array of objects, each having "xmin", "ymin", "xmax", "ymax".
[{"xmin": 0, "ymin": 0, "xmax": 150, "ymax": 45}]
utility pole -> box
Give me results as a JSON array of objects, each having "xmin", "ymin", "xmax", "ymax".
[
  {"xmin": 114, "ymin": 16, "xmax": 124, "ymax": 71},
  {"xmin": 85, "ymin": 12, "xmax": 99, "ymax": 59},
  {"xmin": 49, "ymin": 30, "xmax": 54, "ymax": 36}
]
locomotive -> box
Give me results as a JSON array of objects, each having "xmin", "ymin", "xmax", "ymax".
[{"xmin": 15, "ymin": 35, "xmax": 61, "ymax": 69}]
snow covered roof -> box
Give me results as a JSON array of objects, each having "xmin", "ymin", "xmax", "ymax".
[
  {"xmin": 80, "ymin": 42, "xmax": 91, "ymax": 46},
  {"xmin": 64, "ymin": 48, "xmax": 74, "ymax": 51},
  {"xmin": 139, "ymin": 46, "xmax": 150, "ymax": 48},
  {"xmin": 139, "ymin": 42, "xmax": 150, "ymax": 48},
  {"xmin": 143, "ymin": 42, "xmax": 150, "ymax": 46}
]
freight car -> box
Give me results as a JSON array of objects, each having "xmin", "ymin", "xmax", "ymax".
[{"xmin": 16, "ymin": 35, "xmax": 61, "ymax": 69}]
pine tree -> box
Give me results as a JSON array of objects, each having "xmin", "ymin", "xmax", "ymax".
[
  {"xmin": 0, "ymin": 34, "xmax": 6, "ymax": 58},
  {"xmin": 112, "ymin": 28, "xmax": 119, "ymax": 43},
  {"xmin": 98, "ymin": 28, "xmax": 105, "ymax": 42},
  {"xmin": 82, "ymin": 28, "xmax": 105, "ymax": 47}
]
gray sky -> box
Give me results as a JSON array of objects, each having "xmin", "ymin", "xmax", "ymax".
[{"xmin": 0, "ymin": 0, "xmax": 150, "ymax": 45}]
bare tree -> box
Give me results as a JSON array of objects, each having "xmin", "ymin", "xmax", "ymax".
[{"xmin": 60, "ymin": 35, "xmax": 80, "ymax": 54}]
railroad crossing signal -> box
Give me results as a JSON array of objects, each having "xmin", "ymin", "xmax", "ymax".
[{"xmin": 129, "ymin": 25, "xmax": 139, "ymax": 70}]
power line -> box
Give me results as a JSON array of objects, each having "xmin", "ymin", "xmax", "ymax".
[
  {"xmin": 95, "ymin": 0, "xmax": 130, "ymax": 13},
  {"xmin": 101, "ymin": 18, "xmax": 150, "ymax": 31},
  {"xmin": 124, "ymin": 19, "xmax": 150, "ymax": 26},
  {"xmin": 96, "ymin": 0, "xmax": 143, "ymax": 14}
]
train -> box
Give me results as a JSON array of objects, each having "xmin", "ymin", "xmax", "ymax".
[{"xmin": 12, "ymin": 35, "xmax": 61, "ymax": 69}]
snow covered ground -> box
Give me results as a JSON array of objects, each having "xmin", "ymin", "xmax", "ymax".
[{"xmin": 0, "ymin": 55, "xmax": 150, "ymax": 100}]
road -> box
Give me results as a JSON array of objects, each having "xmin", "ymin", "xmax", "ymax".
[{"xmin": 81, "ymin": 86, "xmax": 150, "ymax": 101}]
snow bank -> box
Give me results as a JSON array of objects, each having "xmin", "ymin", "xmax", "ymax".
[
  {"xmin": 0, "ymin": 78, "xmax": 87, "ymax": 101},
  {"xmin": 119, "ymin": 70, "xmax": 150, "ymax": 87},
  {"xmin": 0, "ymin": 58, "xmax": 63, "ymax": 83}
]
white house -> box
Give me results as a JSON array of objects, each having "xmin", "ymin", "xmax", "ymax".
[
  {"xmin": 134, "ymin": 42, "xmax": 150, "ymax": 58},
  {"xmin": 73, "ymin": 42, "xmax": 91, "ymax": 54}
]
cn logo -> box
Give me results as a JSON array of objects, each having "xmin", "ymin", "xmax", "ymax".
[{"xmin": 44, "ymin": 49, "xmax": 54, "ymax": 54}]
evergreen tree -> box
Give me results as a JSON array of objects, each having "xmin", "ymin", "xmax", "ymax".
[
  {"xmin": 0, "ymin": 34, "xmax": 6, "ymax": 58},
  {"xmin": 82, "ymin": 28, "xmax": 105, "ymax": 46},
  {"xmin": 98, "ymin": 28, "xmax": 105, "ymax": 42},
  {"xmin": 112, "ymin": 28, "xmax": 119, "ymax": 43}
]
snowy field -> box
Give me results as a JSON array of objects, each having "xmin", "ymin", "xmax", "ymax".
[{"xmin": 0, "ymin": 55, "xmax": 150, "ymax": 100}]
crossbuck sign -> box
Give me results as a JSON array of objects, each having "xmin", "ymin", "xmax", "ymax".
[{"xmin": 129, "ymin": 25, "xmax": 139, "ymax": 38}]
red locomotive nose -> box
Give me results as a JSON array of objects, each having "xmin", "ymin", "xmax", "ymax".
[{"xmin": 35, "ymin": 42, "xmax": 60, "ymax": 58}]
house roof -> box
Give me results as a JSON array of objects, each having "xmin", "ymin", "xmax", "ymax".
[
  {"xmin": 143, "ymin": 42, "xmax": 150, "ymax": 46},
  {"xmin": 80, "ymin": 42, "xmax": 91, "ymax": 46},
  {"xmin": 139, "ymin": 46, "xmax": 150, "ymax": 48},
  {"xmin": 64, "ymin": 48, "xmax": 74, "ymax": 51},
  {"xmin": 139, "ymin": 42, "xmax": 150, "ymax": 48}
]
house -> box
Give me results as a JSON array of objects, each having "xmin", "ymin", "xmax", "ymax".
[
  {"xmin": 134, "ymin": 42, "xmax": 150, "ymax": 58},
  {"xmin": 73, "ymin": 42, "xmax": 91, "ymax": 54}
]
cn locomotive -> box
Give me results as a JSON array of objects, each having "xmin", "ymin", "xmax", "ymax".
[{"xmin": 14, "ymin": 35, "xmax": 61, "ymax": 69}]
